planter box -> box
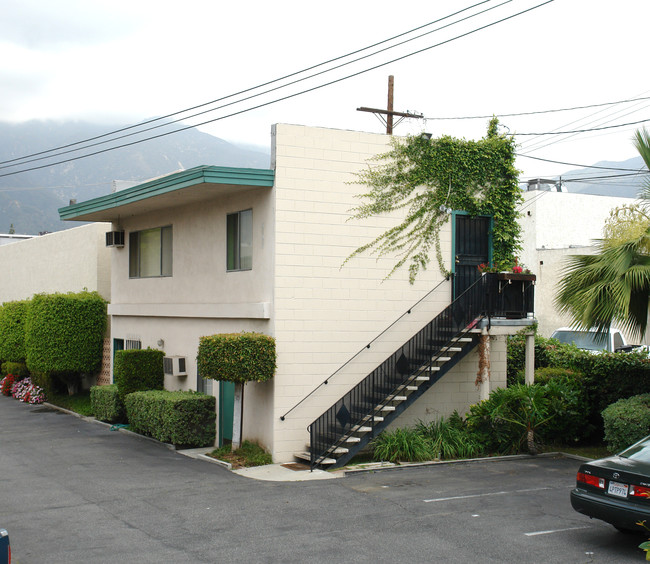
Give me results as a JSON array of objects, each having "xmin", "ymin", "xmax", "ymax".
[{"xmin": 484, "ymin": 272, "xmax": 536, "ymax": 318}]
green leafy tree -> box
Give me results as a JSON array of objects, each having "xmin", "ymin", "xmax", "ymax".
[
  {"xmin": 345, "ymin": 118, "xmax": 522, "ymax": 282},
  {"xmin": 555, "ymin": 128, "xmax": 650, "ymax": 339}
]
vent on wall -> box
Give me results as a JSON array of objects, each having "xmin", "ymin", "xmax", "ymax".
[
  {"xmin": 106, "ymin": 231, "xmax": 125, "ymax": 247},
  {"xmin": 163, "ymin": 356, "xmax": 187, "ymax": 377}
]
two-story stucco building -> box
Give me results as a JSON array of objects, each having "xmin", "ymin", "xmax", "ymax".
[{"xmin": 59, "ymin": 124, "xmax": 534, "ymax": 465}]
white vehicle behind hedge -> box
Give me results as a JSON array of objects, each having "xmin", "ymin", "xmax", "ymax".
[{"xmin": 550, "ymin": 327, "xmax": 634, "ymax": 354}]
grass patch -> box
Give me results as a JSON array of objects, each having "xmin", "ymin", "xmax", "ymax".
[
  {"xmin": 208, "ymin": 440, "xmax": 272, "ymax": 469},
  {"xmin": 46, "ymin": 390, "xmax": 93, "ymax": 416}
]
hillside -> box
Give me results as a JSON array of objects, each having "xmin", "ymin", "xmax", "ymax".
[{"xmin": 0, "ymin": 120, "xmax": 271, "ymax": 234}]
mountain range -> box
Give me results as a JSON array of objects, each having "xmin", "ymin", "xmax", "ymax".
[
  {"xmin": 0, "ymin": 120, "xmax": 271, "ymax": 234},
  {"xmin": 0, "ymin": 120, "xmax": 646, "ymax": 234}
]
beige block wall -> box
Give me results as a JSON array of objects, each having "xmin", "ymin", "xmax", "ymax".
[
  {"xmin": 270, "ymin": 124, "xmax": 454, "ymax": 461},
  {"xmin": 0, "ymin": 222, "xmax": 112, "ymax": 303}
]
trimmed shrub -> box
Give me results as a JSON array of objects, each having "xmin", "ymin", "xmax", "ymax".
[
  {"xmin": 124, "ymin": 390, "xmax": 216, "ymax": 447},
  {"xmin": 113, "ymin": 349, "xmax": 164, "ymax": 401},
  {"xmin": 197, "ymin": 332, "xmax": 276, "ymax": 383},
  {"xmin": 29, "ymin": 371, "xmax": 58, "ymax": 395},
  {"xmin": 25, "ymin": 291, "xmax": 106, "ymax": 375},
  {"xmin": 533, "ymin": 366, "xmax": 582, "ymax": 385},
  {"xmin": 0, "ymin": 300, "xmax": 30, "ymax": 363},
  {"xmin": 602, "ymin": 394, "xmax": 650, "ymax": 453},
  {"xmin": 91, "ymin": 384, "xmax": 126, "ymax": 423},
  {"xmin": 1, "ymin": 361, "xmax": 29, "ymax": 379}
]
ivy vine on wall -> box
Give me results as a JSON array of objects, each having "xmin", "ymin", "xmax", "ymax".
[{"xmin": 346, "ymin": 118, "xmax": 522, "ymax": 282}]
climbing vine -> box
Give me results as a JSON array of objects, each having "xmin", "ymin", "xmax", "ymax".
[{"xmin": 346, "ymin": 118, "xmax": 522, "ymax": 282}]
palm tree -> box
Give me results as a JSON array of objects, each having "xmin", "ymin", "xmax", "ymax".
[{"xmin": 554, "ymin": 129, "xmax": 650, "ymax": 340}]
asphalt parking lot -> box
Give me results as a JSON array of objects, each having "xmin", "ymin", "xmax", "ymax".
[{"xmin": 0, "ymin": 397, "xmax": 645, "ymax": 563}]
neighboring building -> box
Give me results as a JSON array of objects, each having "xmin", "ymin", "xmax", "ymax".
[
  {"xmin": 518, "ymin": 189, "xmax": 644, "ymax": 342},
  {"xmin": 59, "ymin": 124, "xmax": 534, "ymax": 465},
  {"xmin": 0, "ymin": 223, "xmax": 111, "ymax": 303},
  {"xmin": 0, "ymin": 233, "xmax": 35, "ymax": 246}
]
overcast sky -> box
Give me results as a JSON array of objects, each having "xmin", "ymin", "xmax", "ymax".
[{"xmin": 1, "ymin": 0, "xmax": 648, "ymax": 183}]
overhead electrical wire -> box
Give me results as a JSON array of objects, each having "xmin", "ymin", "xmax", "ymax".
[
  {"xmin": 517, "ymin": 90, "xmax": 650, "ymax": 155},
  {"xmin": 516, "ymin": 153, "xmax": 646, "ymax": 172},
  {"xmin": 515, "ymin": 118, "xmax": 650, "ymax": 136},
  {"xmin": 0, "ymin": 0, "xmax": 505, "ymax": 170},
  {"xmin": 0, "ymin": 0, "xmax": 555, "ymax": 180},
  {"xmin": 424, "ymin": 95, "xmax": 650, "ymax": 121}
]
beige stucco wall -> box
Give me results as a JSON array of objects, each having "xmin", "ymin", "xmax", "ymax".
[
  {"xmin": 270, "ymin": 124, "xmax": 459, "ymax": 461},
  {"xmin": 0, "ymin": 222, "xmax": 111, "ymax": 303},
  {"xmin": 108, "ymin": 184, "xmax": 276, "ymax": 449},
  {"xmin": 518, "ymin": 190, "xmax": 648, "ymax": 345}
]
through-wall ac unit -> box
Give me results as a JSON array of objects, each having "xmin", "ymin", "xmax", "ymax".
[
  {"xmin": 105, "ymin": 230, "xmax": 125, "ymax": 248},
  {"xmin": 163, "ymin": 356, "xmax": 187, "ymax": 377}
]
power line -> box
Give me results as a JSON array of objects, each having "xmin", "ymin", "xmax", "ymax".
[
  {"xmin": 516, "ymin": 153, "xmax": 645, "ymax": 172},
  {"xmin": 516, "ymin": 118, "xmax": 650, "ymax": 136},
  {"xmin": 0, "ymin": 0, "xmax": 502, "ymax": 170},
  {"xmin": 426, "ymin": 95, "xmax": 650, "ymax": 121},
  {"xmin": 0, "ymin": 0, "xmax": 555, "ymax": 180}
]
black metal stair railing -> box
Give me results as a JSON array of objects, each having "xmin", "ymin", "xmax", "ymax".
[{"xmin": 308, "ymin": 273, "xmax": 527, "ymax": 469}]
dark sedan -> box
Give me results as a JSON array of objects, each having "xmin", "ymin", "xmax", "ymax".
[
  {"xmin": 571, "ymin": 436, "xmax": 650, "ymax": 533},
  {"xmin": 0, "ymin": 529, "xmax": 9, "ymax": 564}
]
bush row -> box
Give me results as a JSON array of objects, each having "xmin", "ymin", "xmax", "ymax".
[
  {"xmin": 90, "ymin": 349, "xmax": 215, "ymax": 448},
  {"xmin": 372, "ymin": 372, "xmax": 588, "ymax": 462},
  {"xmin": 507, "ymin": 331, "xmax": 650, "ymax": 439},
  {"xmin": 0, "ymin": 292, "xmax": 107, "ymax": 392}
]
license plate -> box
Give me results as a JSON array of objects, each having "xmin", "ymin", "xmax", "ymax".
[{"xmin": 608, "ymin": 481, "xmax": 629, "ymax": 498}]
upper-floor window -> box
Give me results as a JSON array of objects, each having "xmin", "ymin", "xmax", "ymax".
[
  {"xmin": 129, "ymin": 225, "xmax": 173, "ymax": 278},
  {"xmin": 227, "ymin": 209, "xmax": 252, "ymax": 271}
]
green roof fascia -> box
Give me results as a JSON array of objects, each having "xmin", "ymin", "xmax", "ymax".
[{"xmin": 58, "ymin": 165, "xmax": 275, "ymax": 221}]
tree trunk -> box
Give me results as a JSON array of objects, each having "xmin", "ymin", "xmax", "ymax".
[{"xmin": 527, "ymin": 428, "xmax": 538, "ymax": 455}]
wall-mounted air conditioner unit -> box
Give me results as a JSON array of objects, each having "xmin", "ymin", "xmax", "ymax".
[
  {"xmin": 106, "ymin": 231, "xmax": 125, "ymax": 248},
  {"xmin": 163, "ymin": 356, "xmax": 187, "ymax": 377}
]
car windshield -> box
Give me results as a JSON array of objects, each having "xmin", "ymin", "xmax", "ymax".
[
  {"xmin": 552, "ymin": 330, "xmax": 609, "ymax": 352},
  {"xmin": 619, "ymin": 437, "xmax": 650, "ymax": 462}
]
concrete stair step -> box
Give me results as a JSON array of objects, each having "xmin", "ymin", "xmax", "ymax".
[{"xmin": 294, "ymin": 451, "xmax": 336, "ymax": 465}]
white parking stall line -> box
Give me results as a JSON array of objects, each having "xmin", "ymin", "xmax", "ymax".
[
  {"xmin": 423, "ymin": 486, "xmax": 552, "ymax": 503},
  {"xmin": 525, "ymin": 526, "xmax": 591, "ymax": 536}
]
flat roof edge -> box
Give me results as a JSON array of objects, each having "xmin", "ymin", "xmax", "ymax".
[{"xmin": 58, "ymin": 165, "xmax": 274, "ymax": 221}]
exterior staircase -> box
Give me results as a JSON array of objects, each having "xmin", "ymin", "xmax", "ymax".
[{"xmin": 294, "ymin": 272, "xmax": 535, "ymax": 470}]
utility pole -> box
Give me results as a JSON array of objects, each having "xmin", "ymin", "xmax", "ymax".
[{"xmin": 357, "ymin": 75, "xmax": 423, "ymax": 135}]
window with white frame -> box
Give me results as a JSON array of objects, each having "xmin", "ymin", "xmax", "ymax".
[
  {"xmin": 129, "ymin": 226, "xmax": 173, "ymax": 278},
  {"xmin": 226, "ymin": 209, "xmax": 252, "ymax": 271}
]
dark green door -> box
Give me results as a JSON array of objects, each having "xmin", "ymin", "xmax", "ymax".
[
  {"xmin": 219, "ymin": 381, "xmax": 235, "ymax": 445},
  {"xmin": 453, "ymin": 213, "xmax": 492, "ymax": 299}
]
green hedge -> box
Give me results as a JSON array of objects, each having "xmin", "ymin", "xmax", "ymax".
[
  {"xmin": 25, "ymin": 291, "xmax": 106, "ymax": 374},
  {"xmin": 197, "ymin": 332, "xmax": 276, "ymax": 383},
  {"xmin": 0, "ymin": 300, "xmax": 30, "ymax": 363},
  {"xmin": 602, "ymin": 394, "xmax": 650, "ymax": 453},
  {"xmin": 1, "ymin": 361, "xmax": 29, "ymax": 379},
  {"xmin": 124, "ymin": 390, "xmax": 216, "ymax": 447},
  {"xmin": 508, "ymin": 332, "xmax": 650, "ymax": 438},
  {"xmin": 91, "ymin": 384, "xmax": 126, "ymax": 423},
  {"xmin": 113, "ymin": 349, "xmax": 164, "ymax": 401}
]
